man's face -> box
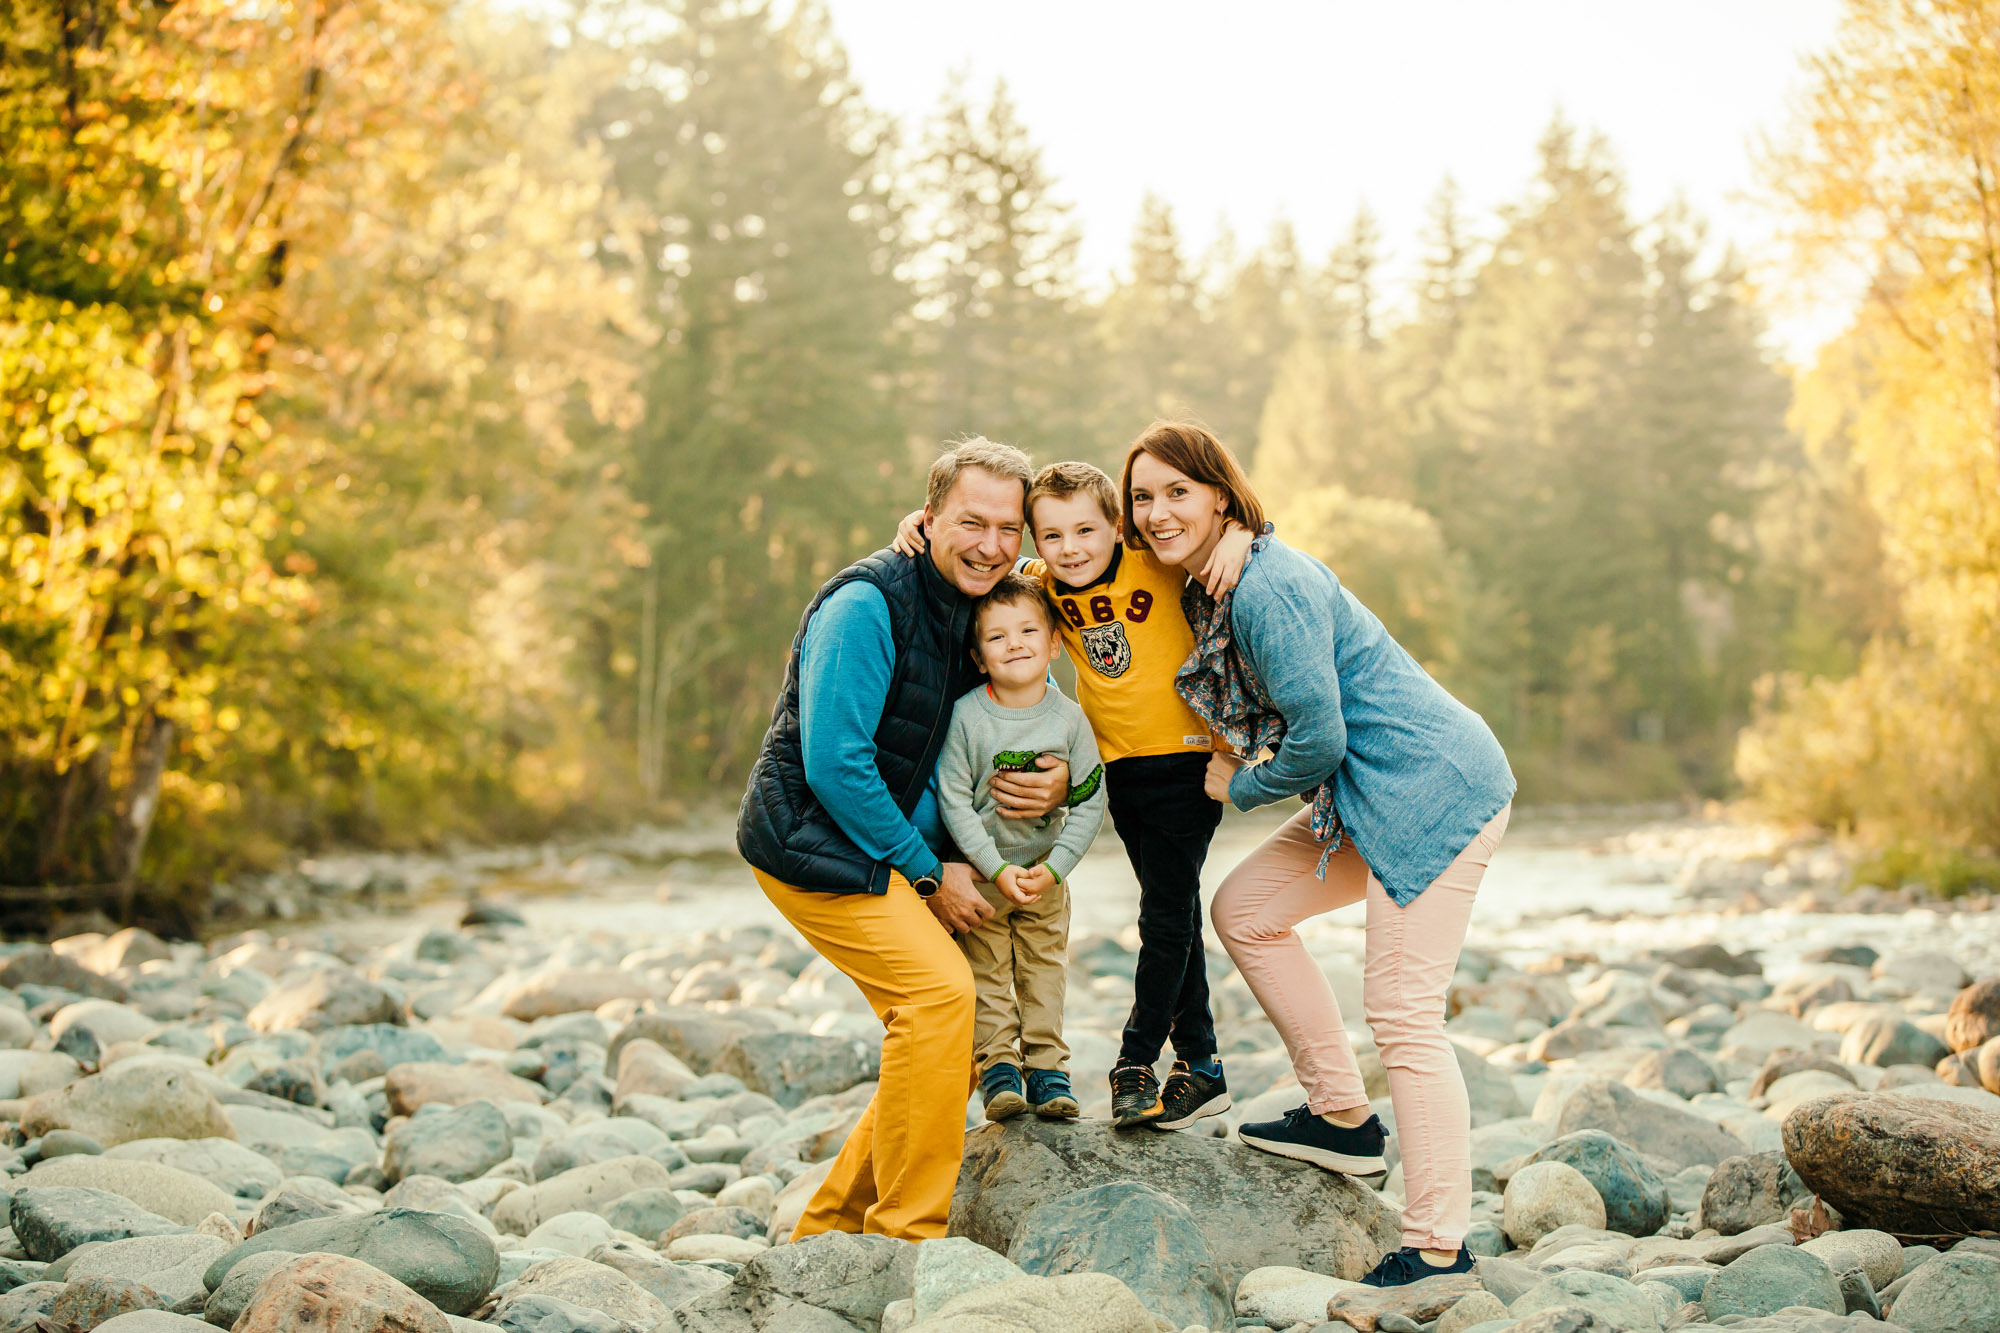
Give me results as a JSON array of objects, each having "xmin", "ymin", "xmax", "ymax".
[{"xmin": 923, "ymin": 467, "xmax": 1025, "ymax": 596}]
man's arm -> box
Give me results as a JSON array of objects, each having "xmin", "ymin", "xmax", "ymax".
[{"xmin": 799, "ymin": 582, "xmax": 943, "ymax": 883}]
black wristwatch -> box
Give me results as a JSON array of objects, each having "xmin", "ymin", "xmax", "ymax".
[{"xmin": 911, "ymin": 872, "xmax": 941, "ymax": 899}]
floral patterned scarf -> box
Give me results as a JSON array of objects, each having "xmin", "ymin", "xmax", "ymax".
[{"xmin": 1176, "ymin": 524, "xmax": 1343, "ymax": 877}]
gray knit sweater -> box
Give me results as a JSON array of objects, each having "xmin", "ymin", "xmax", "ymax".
[{"xmin": 935, "ymin": 684, "xmax": 1106, "ymax": 882}]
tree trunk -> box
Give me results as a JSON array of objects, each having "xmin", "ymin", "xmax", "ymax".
[{"xmin": 113, "ymin": 712, "xmax": 174, "ymax": 917}]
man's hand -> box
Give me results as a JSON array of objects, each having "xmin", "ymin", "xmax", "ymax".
[
  {"xmin": 1204, "ymin": 750, "xmax": 1246, "ymax": 803},
  {"xmin": 890, "ymin": 508, "xmax": 926, "ymax": 558},
  {"xmin": 925, "ymin": 862, "xmax": 992, "ymax": 935},
  {"xmin": 995, "ymin": 864, "xmax": 1036, "ymax": 905},
  {"xmin": 991, "ymin": 753, "xmax": 1070, "ymax": 820}
]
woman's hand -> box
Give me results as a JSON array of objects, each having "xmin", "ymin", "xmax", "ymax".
[
  {"xmin": 1199, "ymin": 520, "xmax": 1255, "ymax": 597},
  {"xmin": 1204, "ymin": 750, "xmax": 1246, "ymax": 803},
  {"xmin": 890, "ymin": 508, "xmax": 926, "ymax": 558},
  {"xmin": 991, "ymin": 754, "xmax": 1069, "ymax": 819}
]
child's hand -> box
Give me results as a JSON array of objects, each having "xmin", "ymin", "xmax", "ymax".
[
  {"xmin": 890, "ymin": 508, "xmax": 926, "ymax": 557},
  {"xmin": 1204, "ymin": 749, "xmax": 1246, "ymax": 803},
  {"xmin": 996, "ymin": 864, "xmax": 1037, "ymax": 905},
  {"xmin": 1199, "ymin": 520, "xmax": 1255, "ymax": 597},
  {"xmin": 1015, "ymin": 864, "xmax": 1059, "ymax": 900}
]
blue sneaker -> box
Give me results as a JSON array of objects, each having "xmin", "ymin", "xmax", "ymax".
[
  {"xmin": 1360, "ymin": 1245, "xmax": 1474, "ymax": 1287},
  {"xmin": 1237, "ymin": 1105, "xmax": 1387, "ymax": 1175},
  {"xmin": 980, "ymin": 1063, "xmax": 1028, "ymax": 1121},
  {"xmin": 1025, "ymin": 1068, "xmax": 1079, "ymax": 1119}
]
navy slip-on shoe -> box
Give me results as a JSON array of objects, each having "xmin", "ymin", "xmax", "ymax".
[
  {"xmin": 1237, "ymin": 1104, "xmax": 1387, "ymax": 1174},
  {"xmin": 1360, "ymin": 1245, "xmax": 1475, "ymax": 1287}
]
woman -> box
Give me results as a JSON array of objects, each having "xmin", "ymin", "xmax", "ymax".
[{"xmin": 1123, "ymin": 421, "xmax": 1515, "ymax": 1289}]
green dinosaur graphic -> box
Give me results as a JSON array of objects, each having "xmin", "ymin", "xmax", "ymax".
[{"xmin": 990, "ymin": 749, "xmax": 1043, "ymax": 773}]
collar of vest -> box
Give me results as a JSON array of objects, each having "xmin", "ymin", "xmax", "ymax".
[{"xmin": 917, "ymin": 541, "xmax": 978, "ymax": 618}]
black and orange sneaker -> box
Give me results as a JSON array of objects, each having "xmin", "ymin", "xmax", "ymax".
[
  {"xmin": 1110, "ymin": 1057, "xmax": 1164, "ymax": 1127},
  {"xmin": 1153, "ymin": 1059, "xmax": 1231, "ymax": 1131}
]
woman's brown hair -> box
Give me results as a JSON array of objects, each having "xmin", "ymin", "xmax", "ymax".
[{"xmin": 1120, "ymin": 420, "xmax": 1266, "ymax": 551}]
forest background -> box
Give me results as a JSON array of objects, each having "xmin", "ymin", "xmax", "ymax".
[{"xmin": 3, "ymin": 0, "xmax": 1996, "ymax": 925}]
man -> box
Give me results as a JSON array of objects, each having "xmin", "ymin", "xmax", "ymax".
[{"xmin": 736, "ymin": 437, "xmax": 1071, "ymax": 1240}]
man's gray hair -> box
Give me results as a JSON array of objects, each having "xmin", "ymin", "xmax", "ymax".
[{"xmin": 926, "ymin": 436, "xmax": 1034, "ymax": 513}]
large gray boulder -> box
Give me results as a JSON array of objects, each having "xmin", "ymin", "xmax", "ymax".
[
  {"xmin": 202, "ymin": 1207, "xmax": 498, "ymax": 1316},
  {"xmin": 1009, "ymin": 1180, "xmax": 1230, "ymax": 1331},
  {"xmin": 673, "ymin": 1230, "xmax": 915, "ymax": 1333},
  {"xmin": 1783, "ymin": 1091, "xmax": 2000, "ymax": 1235},
  {"xmin": 1551, "ymin": 1077, "xmax": 1749, "ymax": 1166},
  {"xmin": 949, "ymin": 1116, "xmax": 1398, "ymax": 1284},
  {"xmin": 713, "ymin": 1032, "xmax": 880, "ymax": 1111}
]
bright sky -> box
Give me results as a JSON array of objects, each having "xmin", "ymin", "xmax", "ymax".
[{"xmin": 826, "ymin": 0, "xmax": 1853, "ymax": 363}]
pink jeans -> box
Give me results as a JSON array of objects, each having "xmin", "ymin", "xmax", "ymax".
[{"xmin": 1212, "ymin": 803, "xmax": 1510, "ymax": 1251}]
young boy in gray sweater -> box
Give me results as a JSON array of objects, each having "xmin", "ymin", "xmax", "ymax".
[{"xmin": 937, "ymin": 572, "xmax": 1107, "ymax": 1122}]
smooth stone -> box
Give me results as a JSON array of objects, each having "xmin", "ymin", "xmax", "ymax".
[
  {"xmin": 42, "ymin": 1275, "xmax": 172, "ymax": 1329},
  {"xmin": 18, "ymin": 1065, "xmax": 234, "ymax": 1148},
  {"xmin": 90, "ymin": 1314, "xmax": 212, "ymax": 1332},
  {"xmin": 912, "ymin": 1235, "xmax": 1024, "ymax": 1321},
  {"xmin": 583, "ymin": 1239, "xmax": 731, "ymax": 1313},
  {"xmin": 1840, "ymin": 1016, "xmax": 1949, "ymax": 1070},
  {"xmin": 1325, "ymin": 1273, "xmax": 1484, "ymax": 1332},
  {"xmin": 522, "ymin": 1212, "xmax": 618, "ymax": 1257},
  {"xmin": 386, "ymin": 1099, "xmax": 514, "ymax": 1184},
  {"xmin": 1633, "ymin": 1263, "xmax": 1719, "ymax": 1304},
  {"xmin": 0, "ymin": 947, "xmax": 127, "ymax": 1000},
  {"xmin": 1504, "ymin": 1161, "xmax": 1607, "ymax": 1248},
  {"xmin": 1781, "ymin": 1090, "xmax": 2000, "ymax": 1234},
  {"xmin": 315, "ymin": 1024, "xmax": 453, "ymax": 1072},
  {"xmin": 1799, "ymin": 1228, "xmax": 1903, "ymax": 1290},
  {"xmin": 896, "ymin": 1271, "xmax": 1154, "ymax": 1333},
  {"xmin": 228, "ymin": 1250, "xmax": 451, "ymax": 1333},
  {"xmin": 0, "ymin": 1282, "xmax": 64, "ymax": 1330},
  {"xmin": 605, "ymin": 1010, "xmax": 755, "ymax": 1078},
  {"xmin": 1703, "ymin": 1224, "xmax": 1797, "ymax": 1266},
  {"xmin": 1231, "ymin": 1266, "xmax": 1346, "ymax": 1330},
  {"xmin": 1520, "ymin": 1130, "xmax": 1671, "ymax": 1238},
  {"xmin": 386, "ymin": 1062, "xmax": 547, "ymax": 1115},
  {"xmin": 13, "ymin": 1156, "xmax": 235, "ymax": 1226},
  {"xmin": 8, "ymin": 1188, "xmax": 185, "ymax": 1262},
  {"xmin": 1886, "ymin": 1249, "xmax": 2000, "ymax": 1332},
  {"xmin": 1509, "ymin": 1268, "xmax": 1664, "ymax": 1331},
  {"xmin": 1550, "ymin": 1078, "xmax": 1748, "ymax": 1167},
  {"xmin": 500, "ymin": 971, "xmax": 655, "ymax": 1022},
  {"xmin": 599, "ymin": 1189, "xmax": 684, "ymax": 1242},
  {"xmin": 35, "ymin": 1130, "xmax": 104, "ymax": 1160},
  {"xmin": 244, "ymin": 966, "xmax": 402, "ymax": 1033},
  {"xmin": 488, "ymin": 1292, "xmax": 636, "ymax": 1333},
  {"xmin": 61, "ymin": 1232, "xmax": 228, "ymax": 1306},
  {"xmin": 505, "ymin": 1253, "xmax": 670, "ymax": 1327},
  {"xmin": 1701, "ymin": 1244, "xmax": 1843, "ymax": 1320},
  {"xmin": 1009, "ymin": 1180, "xmax": 1230, "ymax": 1332},
  {"xmin": 663, "ymin": 1234, "xmax": 767, "ymax": 1263},
  {"xmin": 201, "ymin": 1249, "xmax": 295, "ymax": 1328},
  {"xmin": 1623, "ymin": 1048, "xmax": 1719, "ymax": 1100},
  {"xmin": 492, "ymin": 1157, "xmax": 673, "ymax": 1235},
  {"xmin": 1436, "ymin": 1290, "xmax": 1510, "ymax": 1333},
  {"xmin": 102, "ymin": 1139, "xmax": 282, "ymax": 1202},
  {"xmin": 1945, "ymin": 980, "xmax": 2000, "ymax": 1054},
  {"xmin": 203, "ymin": 1207, "xmax": 498, "ymax": 1316},
  {"xmin": 1699, "ymin": 1151, "xmax": 1812, "ymax": 1236}
]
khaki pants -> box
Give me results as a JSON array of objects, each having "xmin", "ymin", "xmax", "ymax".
[
  {"xmin": 961, "ymin": 876, "xmax": 1071, "ymax": 1075},
  {"xmin": 753, "ymin": 868, "xmax": 974, "ymax": 1241}
]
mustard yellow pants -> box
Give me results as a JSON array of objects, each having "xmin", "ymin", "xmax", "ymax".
[{"xmin": 754, "ymin": 868, "xmax": 975, "ymax": 1240}]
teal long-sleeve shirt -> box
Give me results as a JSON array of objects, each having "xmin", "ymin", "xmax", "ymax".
[{"xmin": 798, "ymin": 581, "xmax": 951, "ymax": 886}]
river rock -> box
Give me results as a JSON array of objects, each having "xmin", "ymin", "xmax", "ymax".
[
  {"xmin": 204, "ymin": 1208, "xmax": 498, "ymax": 1316},
  {"xmin": 1701, "ymin": 1244, "xmax": 1844, "ymax": 1320},
  {"xmin": 9, "ymin": 1188, "xmax": 186, "ymax": 1261},
  {"xmin": 1782, "ymin": 1091, "xmax": 2000, "ymax": 1234},
  {"xmin": 665, "ymin": 1207, "xmax": 766, "ymax": 1244},
  {"xmin": 0, "ymin": 1051, "xmax": 83, "ymax": 1101},
  {"xmin": 950, "ymin": 1117, "xmax": 1397, "ymax": 1283},
  {"xmin": 13, "ymin": 1155, "xmax": 236, "ymax": 1225},
  {"xmin": 712, "ymin": 1032, "xmax": 881, "ymax": 1111},
  {"xmin": 89, "ymin": 1314, "xmax": 210, "ymax": 1332},
  {"xmin": 1622, "ymin": 1048, "xmax": 1718, "ymax": 1100},
  {"xmin": 501, "ymin": 971, "xmax": 655, "ymax": 1022},
  {"xmin": 19, "ymin": 1064, "xmax": 234, "ymax": 1147},
  {"xmin": 910, "ymin": 1236, "xmax": 1023, "ymax": 1321},
  {"xmin": 1885, "ymin": 1249, "xmax": 2000, "ymax": 1332},
  {"xmin": 1551, "ymin": 1077, "xmax": 1748, "ymax": 1166},
  {"xmin": 230, "ymin": 1250, "xmax": 452, "ymax": 1333},
  {"xmin": 386, "ymin": 1062, "xmax": 546, "ymax": 1115},
  {"xmin": 103, "ymin": 1138, "xmax": 283, "ymax": 1201},
  {"xmin": 1503, "ymin": 1162, "xmax": 1606, "ymax": 1248},
  {"xmin": 1945, "ymin": 980, "xmax": 2000, "ymax": 1053},
  {"xmin": 385, "ymin": 1101, "xmax": 512, "ymax": 1183},
  {"xmin": 202, "ymin": 1249, "xmax": 296, "ymax": 1327},
  {"xmin": 60, "ymin": 1232, "xmax": 228, "ymax": 1306},
  {"xmin": 41, "ymin": 1275, "xmax": 171, "ymax": 1330},
  {"xmin": 1520, "ymin": 1131, "xmax": 1670, "ymax": 1238},
  {"xmin": 605, "ymin": 1009, "xmax": 755, "ymax": 1077},
  {"xmin": 609, "ymin": 1039, "xmax": 694, "ymax": 1108},
  {"xmin": 1798, "ymin": 1228, "xmax": 1903, "ymax": 1290},
  {"xmin": 506, "ymin": 1254, "xmax": 669, "ymax": 1327},
  {"xmin": 0, "ymin": 947, "xmax": 127, "ymax": 1001},
  {"xmin": 599, "ymin": 1189, "xmax": 684, "ymax": 1242},
  {"xmin": 245, "ymin": 965, "xmax": 402, "ymax": 1033},
  {"xmin": 48, "ymin": 1000, "xmax": 157, "ymax": 1064},
  {"xmin": 1324, "ymin": 1272, "xmax": 1483, "ymax": 1331},
  {"xmin": 1508, "ymin": 1268, "xmax": 1663, "ymax": 1331},
  {"xmin": 487, "ymin": 1292, "xmax": 636, "ymax": 1333},
  {"xmin": 1699, "ymin": 1150, "xmax": 1814, "ymax": 1235},
  {"xmin": 899, "ymin": 1271, "xmax": 1153, "ymax": 1333},
  {"xmin": 1008, "ymin": 1180, "xmax": 1229, "ymax": 1331},
  {"xmin": 1840, "ymin": 1016, "xmax": 1949, "ymax": 1070},
  {"xmin": 1437, "ymin": 1290, "xmax": 1509, "ymax": 1333},
  {"xmin": 317, "ymin": 1023, "xmax": 453, "ymax": 1072},
  {"xmin": 492, "ymin": 1158, "xmax": 673, "ymax": 1235},
  {"xmin": 1231, "ymin": 1266, "xmax": 1347, "ymax": 1329},
  {"xmin": 60, "ymin": 928, "xmax": 173, "ymax": 976},
  {"xmin": 583, "ymin": 1239, "xmax": 730, "ymax": 1312},
  {"xmin": 0, "ymin": 1282, "xmax": 64, "ymax": 1331}
]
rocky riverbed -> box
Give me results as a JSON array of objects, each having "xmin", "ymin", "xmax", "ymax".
[{"xmin": 0, "ymin": 808, "xmax": 1994, "ymax": 1332}]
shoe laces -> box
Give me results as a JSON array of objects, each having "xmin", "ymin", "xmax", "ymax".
[
  {"xmin": 1110, "ymin": 1062, "xmax": 1155, "ymax": 1094},
  {"xmin": 1368, "ymin": 1247, "xmax": 1428, "ymax": 1285}
]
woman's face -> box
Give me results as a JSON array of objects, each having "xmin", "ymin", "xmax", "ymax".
[{"xmin": 1129, "ymin": 452, "xmax": 1228, "ymax": 570}]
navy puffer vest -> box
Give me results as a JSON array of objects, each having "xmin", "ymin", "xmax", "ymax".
[{"xmin": 736, "ymin": 546, "xmax": 982, "ymax": 893}]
